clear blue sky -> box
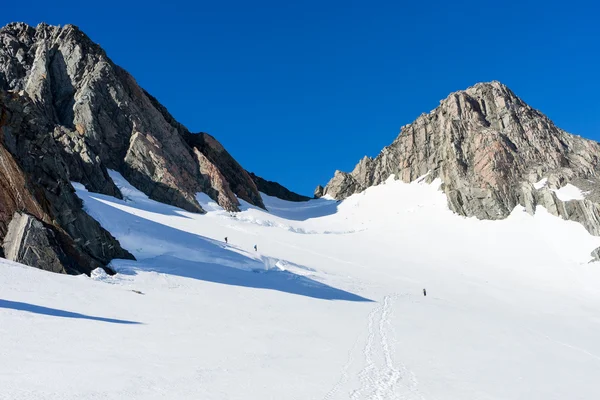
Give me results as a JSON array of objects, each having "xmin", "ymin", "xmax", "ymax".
[{"xmin": 3, "ymin": 0, "xmax": 599, "ymax": 195}]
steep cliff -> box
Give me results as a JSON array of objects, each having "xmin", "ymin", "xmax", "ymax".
[
  {"xmin": 0, "ymin": 22, "xmax": 285, "ymax": 273},
  {"xmin": 0, "ymin": 91, "xmax": 133, "ymax": 274},
  {"xmin": 0, "ymin": 22, "xmax": 265, "ymax": 214}
]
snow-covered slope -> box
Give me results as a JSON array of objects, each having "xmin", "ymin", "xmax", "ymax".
[{"xmin": 2, "ymin": 172, "xmax": 600, "ymax": 399}]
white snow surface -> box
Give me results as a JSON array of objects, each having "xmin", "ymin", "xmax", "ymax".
[
  {"xmin": 533, "ymin": 179, "xmax": 586, "ymax": 201},
  {"xmin": 553, "ymin": 183, "xmax": 586, "ymax": 201},
  {"xmin": 2, "ymin": 170, "xmax": 600, "ymax": 399},
  {"xmin": 533, "ymin": 177, "xmax": 548, "ymax": 189}
]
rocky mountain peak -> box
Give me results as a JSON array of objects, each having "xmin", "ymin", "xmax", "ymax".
[{"xmin": 318, "ymin": 81, "xmax": 600, "ymax": 254}]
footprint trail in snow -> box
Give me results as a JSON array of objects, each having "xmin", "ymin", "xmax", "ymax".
[{"xmin": 339, "ymin": 294, "xmax": 425, "ymax": 400}]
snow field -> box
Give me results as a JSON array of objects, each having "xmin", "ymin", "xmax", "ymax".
[{"xmin": 1, "ymin": 171, "xmax": 600, "ymax": 399}]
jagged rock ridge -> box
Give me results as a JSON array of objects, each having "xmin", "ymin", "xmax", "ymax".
[
  {"xmin": 0, "ymin": 22, "xmax": 302, "ymax": 273},
  {"xmin": 0, "ymin": 22, "xmax": 267, "ymax": 214},
  {"xmin": 319, "ymin": 81, "xmax": 600, "ymax": 254},
  {"xmin": 248, "ymin": 172, "xmax": 311, "ymax": 202}
]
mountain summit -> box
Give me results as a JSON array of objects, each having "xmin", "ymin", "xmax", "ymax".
[{"xmin": 318, "ymin": 81, "xmax": 600, "ymax": 244}]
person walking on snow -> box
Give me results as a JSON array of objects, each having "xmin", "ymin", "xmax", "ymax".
[
  {"xmin": 423, "ymin": 288, "xmax": 427, "ymax": 296},
  {"xmin": 225, "ymin": 237, "xmax": 228, "ymax": 244},
  {"xmin": 254, "ymin": 245, "xmax": 257, "ymax": 252}
]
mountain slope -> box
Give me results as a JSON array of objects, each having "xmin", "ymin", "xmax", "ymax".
[
  {"xmin": 1, "ymin": 172, "xmax": 599, "ymax": 399},
  {"xmin": 1, "ymin": 91, "xmax": 133, "ymax": 274},
  {"xmin": 0, "ymin": 22, "xmax": 265, "ymax": 214},
  {"xmin": 318, "ymin": 81, "xmax": 600, "ymax": 240},
  {"xmin": 0, "ymin": 22, "xmax": 307, "ymax": 273}
]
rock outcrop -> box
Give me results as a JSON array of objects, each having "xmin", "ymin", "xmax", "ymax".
[
  {"xmin": 3, "ymin": 212, "xmax": 69, "ymax": 274},
  {"xmin": 185, "ymin": 132, "xmax": 265, "ymax": 209},
  {"xmin": 0, "ymin": 21, "xmax": 304, "ymax": 273},
  {"xmin": 1, "ymin": 91, "xmax": 133, "ymax": 274},
  {"xmin": 0, "ymin": 22, "xmax": 266, "ymax": 213},
  {"xmin": 248, "ymin": 172, "xmax": 311, "ymax": 202},
  {"xmin": 318, "ymin": 81, "xmax": 600, "ymax": 243}
]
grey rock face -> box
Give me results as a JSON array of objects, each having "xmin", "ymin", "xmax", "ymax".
[
  {"xmin": 3, "ymin": 212, "xmax": 68, "ymax": 274},
  {"xmin": 1, "ymin": 21, "xmax": 307, "ymax": 274},
  {"xmin": 1, "ymin": 90, "xmax": 133, "ymax": 274},
  {"xmin": 314, "ymin": 185, "xmax": 324, "ymax": 198},
  {"xmin": 590, "ymin": 247, "xmax": 600, "ymax": 263},
  {"xmin": 0, "ymin": 22, "xmax": 268, "ymax": 213},
  {"xmin": 319, "ymin": 81, "xmax": 600, "ymax": 237},
  {"xmin": 248, "ymin": 172, "xmax": 311, "ymax": 202},
  {"xmin": 185, "ymin": 132, "xmax": 266, "ymax": 209}
]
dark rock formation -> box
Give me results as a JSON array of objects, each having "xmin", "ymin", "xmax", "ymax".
[
  {"xmin": 248, "ymin": 172, "xmax": 311, "ymax": 202},
  {"xmin": 4, "ymin": 212, "xmax": 69, "ymax": 274},
  {"xmin": 0, "ymin": 22, "xmax": 266, "ymax": 213},
  {"xmin": 318, "ymin": 81, "xmax": 600, "ymax": 241},
  {"xmin": 0, "ymin": 21, "xmax": 308, "ymax": 273},
  {"xmin": 1, "ymin": 90, "xmax": 133, "ymax": 274}
]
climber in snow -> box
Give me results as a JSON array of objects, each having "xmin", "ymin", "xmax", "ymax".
[
  {"xmin": 254, "ymin": 245, "xmax": 257, "ymax": 252},
  {"xmin": 423, "ymin": 288, "xmax": 427, "ymax": 297},
  {"xmin": 224, "ymin": 237, "xmax": 228, "ymax": 244}
]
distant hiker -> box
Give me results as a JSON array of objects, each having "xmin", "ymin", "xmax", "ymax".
[
  {"xmin": 423, "ymin": 288, "xmax": 427, "ymax": 297},
  {"xmin": 225, "ymin": 237, "xmax": 228, "ymax": 244},
  {"xmin": 254, "ymin": 245, "xmax": 257, "ymax": 252}
]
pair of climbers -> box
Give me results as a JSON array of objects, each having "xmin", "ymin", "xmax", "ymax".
[{"xmin": 224, "ymin": 237, "xmax": 257, "ymax": 252}]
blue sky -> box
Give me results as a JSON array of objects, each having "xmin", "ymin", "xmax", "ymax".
[{"xmin": 2, "ymin": 0, "xmax": 599, "ymax": 195}]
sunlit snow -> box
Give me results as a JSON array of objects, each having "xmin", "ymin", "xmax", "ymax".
[
  {"xmin": 1, "ymin": 170, "xmax": 600, "ymax": 399},
  {"xmin": 553, "ymin": 183, "xmax": 586, "ymax": 201},
  {"xmin": 533, "ymin": 177, "xmax": 548, "ymax": 189}
]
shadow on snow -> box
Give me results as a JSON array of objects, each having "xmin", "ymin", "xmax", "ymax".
[
  {"xmin": 244, "ymin": 194, "xmax": 341, "ymax": 222},
  {"xmin": 116, "ymin": 255, "xmax": 372, "ymax": 302},
  {"xmin": 0, "ymin": 299, "xmax": 141, "ymax": 324},
  {"xmin": 79, "ymin": 193, "xmax": 370, "ymax": 302}
]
